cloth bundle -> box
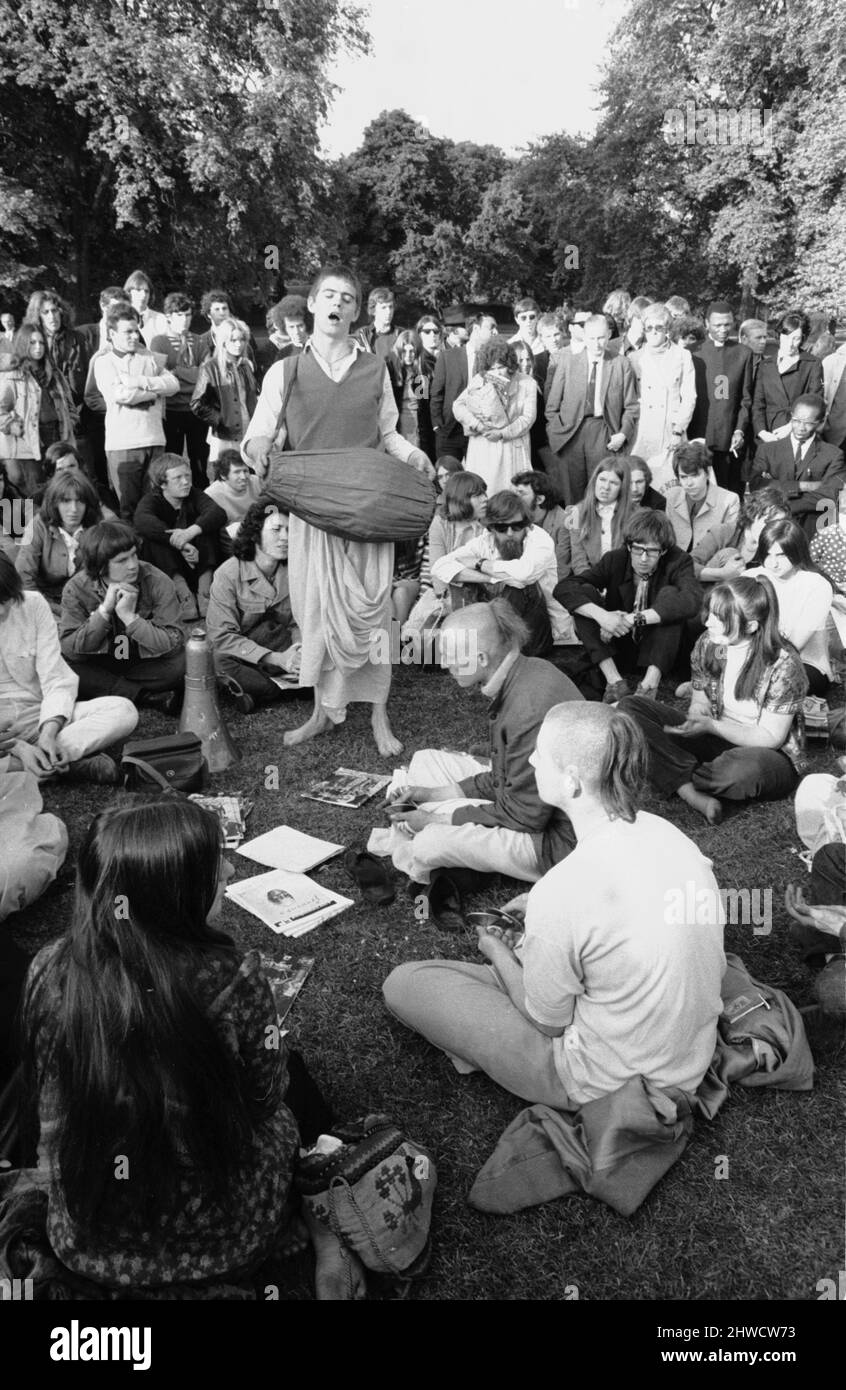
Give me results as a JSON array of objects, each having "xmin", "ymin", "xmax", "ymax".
[{"xmin": 264, "ymin": 448, "xmax": 437, "ymax": 544}]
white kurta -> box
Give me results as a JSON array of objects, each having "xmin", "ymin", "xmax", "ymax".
[{"xmin": 242, "ymin": 340, "xmax": 428, "ymax": 718}]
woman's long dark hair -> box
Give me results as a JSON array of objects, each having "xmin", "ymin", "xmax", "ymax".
[
  {"xmin": 22, "ymin": 797, "xmax": 271, "ymax": 1233},
  {"xmin": 9, "ymin": 321, "xmax": 58, "ymax": 385},
  {"xmin": 751, "ymin": 517, "xmax": 836, "ymax": 590},
  {"xmin": 703, "ymin": 575, "xmax": 793, "ymax": 702}
]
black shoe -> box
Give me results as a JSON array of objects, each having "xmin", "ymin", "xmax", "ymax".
[
  {"xmin": 343, "ymin": 848, "xmax": 396, "ymax": 906},
  {"xmin": 138, "ymin": 688, "xmax": 183, "ymax": 716},
  {"xmin": 426, "ymin": 870, "xmax": 467, "ymax": 934},
  {"xmin": 219, "ymin": 675, "xmax": 255, "ymax": 715}
]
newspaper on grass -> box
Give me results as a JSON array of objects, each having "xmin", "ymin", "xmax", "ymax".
[
  {"xmin": 301, "ymin": 767, "xmax": 392, "ymax": 809},
  {"xmin": 226, "ymin": 867, "xmax": 353, "ymax": 937},
  {"xmin": 188, "ymin": 793, "xmax": 253, "ymax": 847}
]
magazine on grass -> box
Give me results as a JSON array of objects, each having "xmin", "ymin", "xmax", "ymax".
[
  {"xmin": 301, "ymin": 767, "xmax": 392, "ymax": 809},
  {"xmin": 258, "ymin": 954, "xmax": 315, "ymax": 1027},
  {"xmin": 226, "ymin": 868, "xmax": 353, "ymax": 937}
]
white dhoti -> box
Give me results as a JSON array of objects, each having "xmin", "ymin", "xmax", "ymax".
[{"xmin": 288, "ymin": 514, "xmax": 394, "ymax": 718}]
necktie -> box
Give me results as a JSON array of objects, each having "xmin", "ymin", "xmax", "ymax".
[
  {"xmin": 794, "ymin": 440, "xmax": 802, "ymax": 471},
  {"xmin": 586, "ymin": 361, "xmax": 597, "ymax": 414}
]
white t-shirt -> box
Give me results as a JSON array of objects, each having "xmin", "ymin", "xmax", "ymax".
[
  {"xmin": 522, "ymin": 812, "xmax": 725, "ymax": 1103},
  {"xmin": 746, "ymin": 567, "xmax": 832, "ymax": 678},
  {"xmin": 721, "ymin": 640, "xmax": 762, "ymax": 725}
]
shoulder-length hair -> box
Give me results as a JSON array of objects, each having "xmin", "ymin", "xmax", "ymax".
[
  {"xmin": 477, "ymin": 336, "xmax": 518, "ymax": 377},
  {"xmin": 704, "ymin": 575, "xmax": 792, "ymax": 702},
  {"xmin": 751, "ymin": 517, "xmax": 833, "ymax": 587},
  {"xmin": 212, "ymin": 317, "xmax": 251, "ymax": 374},
  {"xmin": 390, "ymin": 329, "xmax": 421, "ymax": 377},
  {"xmin": 8, "ymin": 321, "xmax": 56, "ymax": 382},
  {"xmin": 26, "ymin": 288, "xmax": 72, "ymax": 328},
  {"xmin": 578, "ymin": 456, "xmax": 634, "ymax": 553},
  {"xmin": 232, "ymin": 499, "xmax": 290, "ymax": 560},
  {"xmin": 41, "ymin": 472, "xmax": 101, "ymax": 529},
  {"xmin": 21, "ymin": 796, "xmax": 267, "ymax": 1231},
  {"xmin": 79, "ymin": 520, "xmax": 137, "ymax": 578},
  {"xmin": 443, "ymin": 470, "xmax": 486, "ymax": 522}
]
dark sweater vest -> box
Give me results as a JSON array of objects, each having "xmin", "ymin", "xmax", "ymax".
[{"xmin": 285, "ymin": 350, "xmax": 384, "ymax": 451}]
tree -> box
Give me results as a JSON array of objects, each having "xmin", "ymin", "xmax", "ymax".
[{"xmin": 0, "ymin": 0, "xmax": 368, "ymax": 310}]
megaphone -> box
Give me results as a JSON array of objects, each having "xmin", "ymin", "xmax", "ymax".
[{"xmin": 179, "ymin": 628, "xmax": 240, "ymax": 771}]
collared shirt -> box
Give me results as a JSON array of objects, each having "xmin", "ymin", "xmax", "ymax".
[
  {"xmin": 206, "ymin": 556, "xmax": 294, "ymax": 666},
  {"xmin": 241, "ymin": 338, "xmax": 426, "ymax": 470},
  {"xmin": 431, "ymin": 525, "xmax": 575, "ymax": 642},
  {"xmin": 480, "ymin": 647, "xmax": 519, "ymax": 701}
]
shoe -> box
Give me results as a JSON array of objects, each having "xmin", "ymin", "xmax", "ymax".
[
  {"xmin": 138, "ymin": 688, "xmax": 183, "ymax": 716},
  {"xmin": 219, "ymin": 675, "xmax": 255, "ymax": 715},
  {"xmin": 426, "ymin": 870, "xmax": 466, "ymax": 934},
  {"xmin": 64, "ymin": 753, "xmax": 121, "ymax": 785},
  {"xmin": 603, "ymin": 679, "xmax": 630, "ymax": 704},
  {"xmin": 634, "ymin": 683, "xmax": 659, "ymax": 699},
  {"xmin": 343, "ymin": 848, "xmax": 396, "ymax": 906},
  {"xmin": 178, "ymin": 592, "xmax": 200, "ymax": 621}
]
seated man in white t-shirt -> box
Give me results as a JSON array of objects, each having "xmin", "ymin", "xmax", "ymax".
[{"xmin": 383, "ymin": 702, "xmax": 725, "ymax": 1107}]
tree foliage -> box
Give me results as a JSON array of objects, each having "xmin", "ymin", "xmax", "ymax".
[{"xmin": 0, "ymin": 0, "xmax": 368, "ymax": 305}]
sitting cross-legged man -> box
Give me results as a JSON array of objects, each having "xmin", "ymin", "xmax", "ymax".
[
  {"xmin": 58, "ymin": 521, "xmax": 186, "ymax": 712},
  {"xmin": 206, "ymin": 500, "xmax": 308, "ymax": 714},
  {"xmin": 0, "ymin": 554, "xmax": 138, "ymax": 785},
  {"xmin": 133, "ymin": 453, "xmax": 227, "ymax": 621},
  {"xmin": 383, "ymin": 702, "xmax": 725, "ymax": 1107},
  {"xmin": 383, "ymin": 600, "xmax": 582, "ymax": 893},
  {"xmin": 554, "ymin": 509, "xmax": 702, "ymax": 702},
  {"xmin": 431, "ymin": 488, "xmax": 575, "ymax": 656}
]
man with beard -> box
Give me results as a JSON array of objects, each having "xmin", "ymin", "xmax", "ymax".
[
  {"xmin": 555, "ymin": 509, "xmax": 701, "ymax": 702},
  {"xmin": 431, "ymin": 488, "xmax": 575, "ymax": 654}
]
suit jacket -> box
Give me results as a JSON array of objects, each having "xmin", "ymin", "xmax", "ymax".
[
  {"xmin": 752, "ymin": 353, "xmax": 824, "ymax": 436},
  {"xmin": 545, "ymin": 349, "xmax": 639, "ymax": 456},
  {"xmin": 430, "ymin": 346, "xmax": 470, "ymax": 454},
  {"xmin": 555, "ymin": 544, "xmax": 702, "ymax": 625},
  {"xmin": 751, "ymin": 434, "xmax": 846, "ymax": 516},
  {"xmin": 665, "ymin": 482, "xmax": 740, "ymax": 553},
  {"xmin": 692, "ymin": 340, "xmax": 753, "ymax": 450}
]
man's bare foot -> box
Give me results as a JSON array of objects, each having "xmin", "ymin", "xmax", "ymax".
[
  {"xmin": 305, "ymin": 1209, "xmax": 367, "ymax": 1301},
  {"xmin": 283, "ymin": 705, "xmax": 333, "ymax": 747},
  {"xmin": 372, "ymin": 703, "xmax": 402, "ymax": 757},
  {"xmin": 677, "ymin": 783, "xmax": 723, "ymax": 825}
]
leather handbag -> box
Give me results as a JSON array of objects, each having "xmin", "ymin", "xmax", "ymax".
[{"xmin": 121, "ymin": 733, "xmax": 206, "ymax": 793}]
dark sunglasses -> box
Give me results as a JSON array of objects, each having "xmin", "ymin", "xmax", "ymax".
[{"xmin": 490, "ymin": 521, "xmax": 528, "ymax": 534}]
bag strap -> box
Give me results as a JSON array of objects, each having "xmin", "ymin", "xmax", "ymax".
[
  {"xmin": 275, "ymin": 351, "xmax": 300, "ymax": 449},
  {"xmin": 121, "ymin": 755, "xmax": 181, "ymax": 794}
]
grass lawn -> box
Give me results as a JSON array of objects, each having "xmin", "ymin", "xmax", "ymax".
[{"xmin": 9, "ymin": 656, "xmax": 845, "ymax": 1303}]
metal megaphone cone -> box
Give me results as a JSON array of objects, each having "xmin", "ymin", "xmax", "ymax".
[{"xmin": 179, "ymin": 627, "xmax": 240, "ymax": 771}]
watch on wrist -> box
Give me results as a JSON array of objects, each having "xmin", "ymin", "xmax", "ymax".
[{"xmin": 475, "ymin": 559, "xmax": 486, "ymax": 573}]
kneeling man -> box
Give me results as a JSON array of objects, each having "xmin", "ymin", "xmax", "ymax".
[
  {"xmin": 384, "ymin": 703, "xmax": 725, "ymax": 1106},
  {"xmin": 385, "ymin": 600, "xmax": 582, "ymax": 885}
]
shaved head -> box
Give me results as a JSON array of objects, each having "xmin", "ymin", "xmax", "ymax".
[
  {"xmin": 440, "ymin": 599, "xmax": 529, "ymax": 686},
  {"xmin": 537, "ymin": 703, "xmax": 647, "ymax": 821}
]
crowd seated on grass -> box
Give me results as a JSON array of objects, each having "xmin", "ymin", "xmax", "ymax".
[{"xmin": 0, "ymin": 264, "xmax": 843, "ymax": 1301}]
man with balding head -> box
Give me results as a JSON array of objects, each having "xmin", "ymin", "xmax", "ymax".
[
  {"xmin": 385, "ymin": 599, "xmax": 582, "ymax": 887},
  {"xmin": 384, "ymin": 703, "xmax": 725, "ymax": 1106}
]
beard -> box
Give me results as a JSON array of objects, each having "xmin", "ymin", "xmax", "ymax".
[{"xmin": 494, "ymin": 537, "xmax": 525, "ymax": 562}]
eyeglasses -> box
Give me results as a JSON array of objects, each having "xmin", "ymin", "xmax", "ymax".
[
  {"xmin": 490, "ymin": 522, "xmax": 528, "ymax": 534},
  {"xmin": 644, "ymin": 325, "xmax": 666, "ymax": 333},
  {"xmin": 517, "ymin": 313, "xmax": 537, "ymax": 321},
  {"xmin": 420, "ymin": 327, "xmax": 441, "ymax": 335},
  {"xmin": 628, "ymin": 543, "xmax": 663, "ymax": 558}
]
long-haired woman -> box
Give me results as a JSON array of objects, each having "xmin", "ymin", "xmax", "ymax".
[
  {"xmin": 619, "ymin": 575, "xmax": 807, "ymax": 823},
  {"xmin": 570, "ymin": 455, "xmax": 636, "ymax": 573},
  {"xmin": 15, "ymin": 471, "xmax": 101, "ymax": 615},
  {"xmin": 748, "ymin": 517, "xmax": 835, "ymax": 695},
  {"xmin": 0, "ymin": 322, "xmax": 75, "ymax": 497},
  {"xmin": 451, "ymin": 336, "xmax": 536, "ymax": 494},
  {"xmin": 190, "ymin": 316, "xmax": 258, "ymax": 477},
  {"xmin": 21, "ymin": 797, "xmax": 361, "ymax": 1298}
]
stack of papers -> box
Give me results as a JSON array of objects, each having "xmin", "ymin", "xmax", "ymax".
[
  {"xmin": 226, "ymin": 868, "xmax": 353, "ymax": 938},
  {"xmin": 237, "ymin": 826, "xmax": 344, "ymax": 873},
  {"xmin": 189, "ymin": 793, "xmax": 253, "ymax": 847}
]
